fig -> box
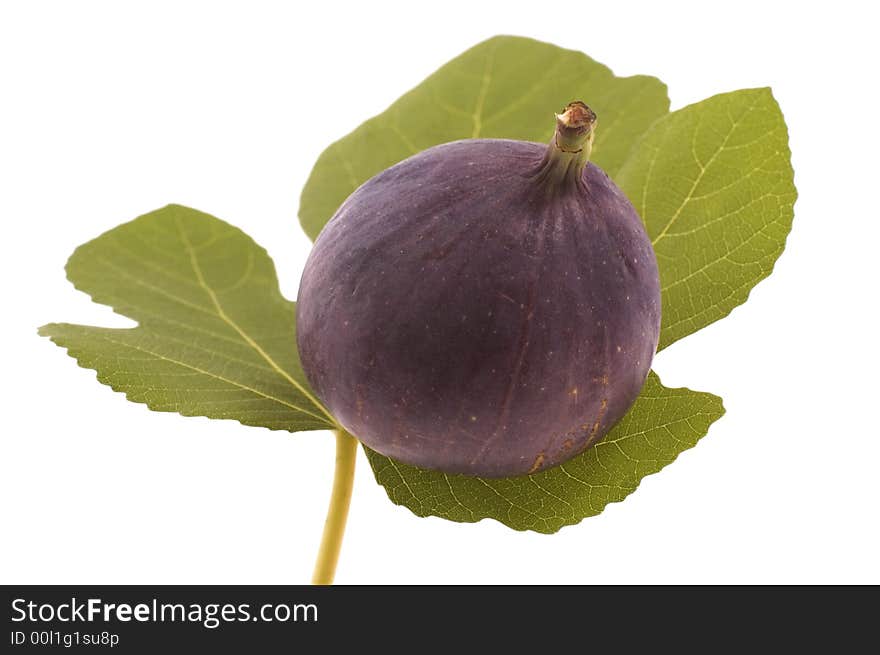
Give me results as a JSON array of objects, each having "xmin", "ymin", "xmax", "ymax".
[{"xmin": 297, "ymin": 102, "xmax": 661, "ymax": 477}]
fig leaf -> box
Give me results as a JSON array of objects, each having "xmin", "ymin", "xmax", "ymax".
[
  {"xmin": 298, "ymin": 34, "xmax": 670, "ymax": 241},
  {"xmin": 297, "ymin": 39, "xmax": 795, "ymax": 530},
  {"xmin": 366, "ymin": 372, "xmax": 724, "ymax": 534},
  {"xmin": 617, "ymin": 88, "xmax": 797, "ymax": 350},
  {"xmin": 40, "ymin": 205, "xmax": 336, "ymax": 433}
]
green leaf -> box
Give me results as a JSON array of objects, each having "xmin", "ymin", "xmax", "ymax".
[
  {"xmin": 297, "ymin": 39, "xmax": 794, "ymax": 532},
  {"xmin": 617, "ymin": 87, "xmax": 797, "ymax": 350},
  {"xmin": 298, "ymin": 34, "xmax": 670, "ymax": 241},
  {"xmin": 365, "ymin": 372, "xmax": 724, "ymax": 534},
  {"xmin": 40, "ymin": 204, "xmax": 336, "ymax": 433}
]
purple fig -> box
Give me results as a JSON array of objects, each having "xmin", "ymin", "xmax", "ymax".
[{"xmin": 297, "ymin": 102, "xmax": 661, "ymax": 477}]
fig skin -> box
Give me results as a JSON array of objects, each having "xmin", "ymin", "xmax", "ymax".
[{"xmin": 297, "ymin": 106, "xmax": 660, "ymax": 477}]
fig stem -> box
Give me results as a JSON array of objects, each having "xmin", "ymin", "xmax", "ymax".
[
  {"xmin": 535, "ymin": 101, "xmax": 597, "ymax": 189},
  {"xmin": 311, "ymin": 429, "xmax": 358, "ymax": 585}
]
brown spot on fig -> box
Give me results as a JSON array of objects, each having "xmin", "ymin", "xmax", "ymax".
[
  {"xmin": 529, "ymin": 453, "xmax": 545, "ymax": 473},
  {"xmin": 590, "ymin": 399, "xmax": 609, "ymax": 438},
  {"xmin": 355, "ymin": 386, "xmax": 365, "ymax": 418}
]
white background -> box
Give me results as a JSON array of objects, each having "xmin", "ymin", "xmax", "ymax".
[{"xmin": 1, "ymin": 0, "xmax": 878, "ymax": 584}]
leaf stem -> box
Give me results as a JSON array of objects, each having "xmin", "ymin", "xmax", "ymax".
[{"xmin": 312, "ymin": 429, "xmax": 358, "ymax": 585}]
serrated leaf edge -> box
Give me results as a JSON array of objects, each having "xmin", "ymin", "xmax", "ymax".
[{"xmin": 366, "ymin": 383, "xmax": 725, "ymax": 534}]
